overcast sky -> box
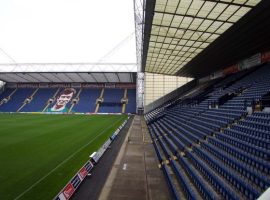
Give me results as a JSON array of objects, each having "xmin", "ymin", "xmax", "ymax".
[{"xmin": 0, "ymin": 0, "xmax": 136, "ymax": 64}]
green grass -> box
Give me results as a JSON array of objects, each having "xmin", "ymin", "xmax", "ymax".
[{"xmin": 0, "ymin": 113, "xmax": 127, "ymax": 200}]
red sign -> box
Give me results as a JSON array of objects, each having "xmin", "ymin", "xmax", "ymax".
[
  {"xmin": 261, "ymin": 51, "xmax": 270, "ymax": 63},
  {"xmin": 115, "ymin": 83, "xmax": 136, "ymax": 89},
  {"xmin": 78, "ymin": 167, "xmax": 88, "ymax": 180},
  {"xmin": 49, "ymin": 83, "xmax": 71, "ymax": 88},
  {"xmin": 104, "ymin": 83, "xmax": 116, "ymax": 88},
  {"xmin": 63, "ymin": 183, "xmax": 75, "ymax": 199},
  {"xmin": 81, "ymin": 83, "xmax": 104, "ymax": 88},
  {"xmin": 17, "ymin": 83, "xmax": 39, "ymax": 88},
  {"xmin": 222, "ymin": 64, "xmax": 239, "ymax": 75}
]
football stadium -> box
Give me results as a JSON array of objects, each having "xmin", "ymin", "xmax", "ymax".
[{"xmin": 1, "ymin": 0, "xmax": 270, "ymax": 200}]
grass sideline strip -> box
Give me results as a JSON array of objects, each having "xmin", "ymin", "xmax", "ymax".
[{"xmin": 0, "ymin": 113, "xmax": 127, "ymax": 200}]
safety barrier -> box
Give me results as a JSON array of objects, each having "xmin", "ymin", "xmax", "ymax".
[{"xmin": 54, "ymin": 117, "xmax": 129, "ymax": 200}]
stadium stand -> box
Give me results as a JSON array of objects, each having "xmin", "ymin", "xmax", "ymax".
[
  {"xmin": 1, "ymin": 1, "xmax": 270, "ymax": 199},
  {"xmin": 21, "ymin": 88, "xmax": 57, "ymax": 112},
  {"xmin": 99, "ymin": 89, "xmax": 124, "ymax": 113},
  {"xmin": 0, "ymin": 86, "xmax": 136, "ymax": 114},
  {"xmin": 145, "ymin": 63, "xmax": 270, "ymax": 200},
  {"xmin": 0, "ymin": 88, "xmax": 35, "ymax": 112},
  {"xmin": 0, "ymin": 88, "xmax": 16, "ymax": 106},
  {"xmin": 125, "ymin": 89, "xmax": 136, "ymax": 113},
  {"xmin": 73, "ymin": 88, "xmax": 101, "ymax": 113}
]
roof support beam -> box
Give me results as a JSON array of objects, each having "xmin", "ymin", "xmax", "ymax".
[
  {"xmin": 15, "ymin": 73, "xmax": 32, "ymax": 82},
  {"xmin": 130, "ymin": 73, "xmax": 133, "ymax": 83},
  {"xmin": 39, "ymin": 73, "xmax": 54, "ymax": 82},
  {"xmin": 89, "ymin": 73, "xmax": 98, "ymax": 83},
  {"xmin": 77, "ymin": 73, "xmax": 88, "ymax": 82},
  {"xmin": 62, "ymin": 73, "xmax": 72, "ymax": 82},
  {"xmin": 103, "ymin": 73, "xmax": 109, "ymax": 82},
  {"xmin": 115, "ymin": 73, "xmax": 120, "ymax": 82},
  {"xmin": 149, "ymin": 41, "xmax": 205, "ymax": 49},
  {"xmin": 142, "ymin": 0, "xmax": 260, "ymax": 75},
  {"xmin": 27, "ymin": 73, "xmax": 41, "ymax": 82},
  {"xmin": 50, "ymin": 73, "xmax": 64, "ymax": 82},
  {"xmin": 155, "ymin": 11, "xmax": 234, "ymax": 24},
  {"xmin": 142, "ymin": 0, "xmax": 156, "ymax": 72},
  {"xmin": 2, "ymin": 74, "xmax": 20, "ymax": 82},
  {"xmin": 64, "ymin": 73, "xmax": 77, "ymax": 82},
  {"xmin": 202, "ymin": 0, "xmax": 253, "ymax": 8},
  {"xmin": 150, "ymin": 33, "xmax": 211, "ymax": 44},
  {"xmin": 177, "ymin": 0, "xmax": 270, "ymax": 77},
  {"xmin": 152, "ymin": 24, "xmax": 221, "ymax": 36}
]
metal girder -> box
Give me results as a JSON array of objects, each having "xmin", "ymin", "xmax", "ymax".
[
  {"xmin": 154, "ymin": 11, "xmax": 234, "ymax": 24},
  {"xmin": 141, "ymin": 0, "xmax": 261, "ymax": 75},
  {"xmin": 0, "ymin": 63, "xmax": 137, "ymax": 73}
]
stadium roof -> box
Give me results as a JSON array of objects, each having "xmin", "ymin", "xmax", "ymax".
[
  {"xmin": 0, "ymin": 63, "xmax": 137, "ymax": 73},
  {"xmin": 0, "ymin": 72, "xmax": 136, "ymax": 83},
  {"xmin": 142, "ymin": 0, "xmax": 263, "ymax": 76},
  {"xmin": 0, "ymin": 63, "xmax": 136, "ymax": 83}
]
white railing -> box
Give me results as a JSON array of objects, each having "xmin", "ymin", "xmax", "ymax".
[{"xmin": 0, "ymin": 81, "xmax": 6, "ymax": 94}]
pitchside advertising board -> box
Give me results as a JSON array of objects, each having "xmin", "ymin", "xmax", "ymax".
[
  {"xmin": 90, "ymin": 138, "xmax": 112, "ymax": 163},
  {"xmin": 55, "ymin": 161, "xmax": 94, "ymax": 200},
  {"xmin": 54, "ymin": 118, "xmax": 129, "ymax": 200}
]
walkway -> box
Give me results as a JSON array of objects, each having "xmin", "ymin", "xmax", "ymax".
[{"xmin": 99, "ymin": 115, "xmax": 170, "ymax": 200}]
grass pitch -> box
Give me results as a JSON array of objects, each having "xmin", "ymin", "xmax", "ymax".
[{"xmin": 0, "ymin": 113, "xmax": 127, "ymax": 200}]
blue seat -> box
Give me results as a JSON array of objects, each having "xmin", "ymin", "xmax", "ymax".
[
  {"xmin": 178, "ymin": 156, "xmax": 218, "ymax": 200},
  {"xmin": 162, "ymin": 165, "xmax": 181, "ymax": 200},
  {"xmin": 208, "ymin": 138, "xmax": 270, "ymax": 175},
  {"xmin": 193, "ymin": 147, "xmax": 260, "ymax": 199},
  {"xmin": 216, "ymin": 134, "xmax": 270, "ymax": 160},
  {"xmin": 170, "ymin": 160, "xmax": 199, "ymax": 200},
  {"xmin": 186, "ymin": 151, "xmax": 240, "ymax": 200},
  {"xmin": 201, "ymin": 142, "xmax": 270, "ymax": 191}
]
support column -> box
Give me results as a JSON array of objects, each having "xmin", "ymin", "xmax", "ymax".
[{"xmin": 95, "ymin": 88, "xmax": 104, "ymax": 113}]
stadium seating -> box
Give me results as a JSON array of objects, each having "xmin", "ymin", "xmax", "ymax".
[
  {"xmin": 0, "ymin": 88, "xmax": 16, "ymax": 102},
  {"xmin": 21, "ymin": 88, "xmax": 57, "ymax": 112},
  {"xmin": 0, "ymin": 87, "xmax": 136, "ymax": 113},
  {"xmin": 125, "ymin": 89, "xmax": 136, "ymax": 113},
  {"xmin": 73, "ymin": 88, "xmax": 101, "ymax": 113},
  {"xmin": 145, "ymin": 63, "xmax": 270, "ymax": 200},
  {"xmin": 99, "ymin": 89, "xmax": 124, "ymax": 113},
  {"xmin": 0, "ymin": 88, "xmax": 35, "ymax": 112}
]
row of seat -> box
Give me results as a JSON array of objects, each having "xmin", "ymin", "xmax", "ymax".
[
  {"xmin": 150, "ymin": 122, "xmax": 221, "ymax": 200},
  {"xmin": 186, "ymin": 151, "xmax": 241, "ymax": 200},
  {"xmin": 200, "ymin": 142, "xmax": 270, "ymax": 191},
  {"xmin": 208, "ymin": 137, "xmax": 270, "ymax": 176},
  {"xmin": 215, "ymin": 134, "xmax": 270, "ymax": 160},
  {"xmin": 223, "ymin": 129, "xmax": 270, "ymax": 150},
  {"xmin": 146, "ymin": 64, "xmax": 270, "ymax": 199},
  {"xmin": 193, "ymin": 146, "xmax": 260, "ymax": 199},
  {"xmin": 0, "ymin": 88, "xmax": 137, "ymax": 113}
]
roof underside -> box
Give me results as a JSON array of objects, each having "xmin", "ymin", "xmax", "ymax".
[
  {"xmin": 142, "ymin": 0, "xmax": 262, "ymax": 76},
  {"xmin": 0, "ymin": 63, "xmax": 137, "ymax": 73},
  {"xmin": 178, "ymin": 0, "xmax": 270, "ymax": 77},
  {"xmin": 0, "ymin": 72, "xmax": 136, "ymax": 83},
  {"xmin": 0, "ymin": 63, "xmax": 136, "ymax": 83}
]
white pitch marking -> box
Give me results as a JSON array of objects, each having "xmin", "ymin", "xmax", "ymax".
[
  {"xmin": 14, "ymin": 116, "xmax": 124, "ymax": 200},
  {"xmin": 123, "ymin": 163, "xmax": 127, "ymax": 170}
]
